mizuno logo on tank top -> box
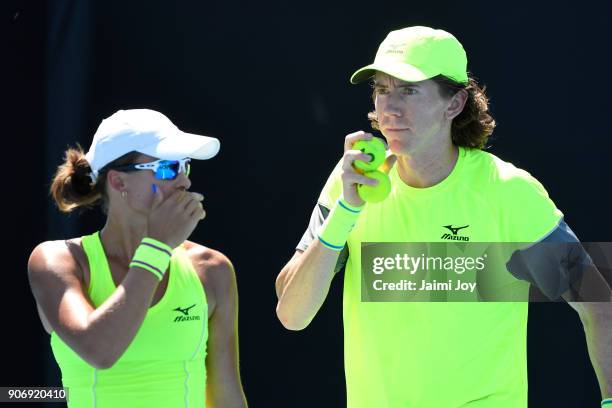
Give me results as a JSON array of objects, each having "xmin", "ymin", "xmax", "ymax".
[
  {"xmin": 441, "ymin": 225, "xmax": 470, "ymax": 241},
  {"xmin": 173, "ymin": 304, "xmax": 201, "ymax": 322},
  {"xmin": 51, "ymin": 232, "xmax": 209, "ymax": 407}
]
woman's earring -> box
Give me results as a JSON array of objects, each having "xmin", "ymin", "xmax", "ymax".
[{"xmin": 121, "ymin": 191, "xmax": 127, "ymax": 198}]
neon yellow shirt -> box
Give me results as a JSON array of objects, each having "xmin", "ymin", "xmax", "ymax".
[
  {"xmin": 50, "ymin": 232, "xmax": 208, "ymax": 408},
  {"xmin": 318, "ymin": 146, "xmax": 562, "ymax": 408}
]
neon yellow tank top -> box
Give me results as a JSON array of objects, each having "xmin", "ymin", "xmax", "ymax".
[{"xmin": 50, "ymin": 231, "xmax": 208, "ymax": 408}]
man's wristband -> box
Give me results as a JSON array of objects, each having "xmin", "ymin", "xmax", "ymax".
[
  {"xmin": 602, "ymin": 398, "xmax": 612, "ymax": 407},
  {"xmin": 317, "ymin": 198, "xmax": 364, "ymax": 251},
  {"xmin": 129, "ymin": 237, "xmax": 173, "ymax": 281}
]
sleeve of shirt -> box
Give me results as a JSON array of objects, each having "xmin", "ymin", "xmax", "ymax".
[
  {"xmin": 295, "ymin": 158, "xmax": 348, "ymax": 274},
  {"xmin": 497, "ymin": 167, "xmax": 564, "ymax": 243},
  {"xmin": 506, "ymin": 219, "xmax": 594, "ymax": 300},
  {"xmin": 496, "ymin": 167, "xmax": 602, "ymax": 300}
]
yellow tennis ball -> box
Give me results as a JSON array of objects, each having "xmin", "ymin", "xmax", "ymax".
[
  {"xmin": 353, "ymin": 138, "xmax": 386, "ymax": 172},
  {"xmin": 358, "ymin": 170, "xmax": 391, "ymax": 203}
]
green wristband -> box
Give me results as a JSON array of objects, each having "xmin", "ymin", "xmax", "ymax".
[
  {"xmin": 318, "ymin": 198, "xmax": 364, "ymax": 251},
  {"xmin": 129, "ymin": 237, "xmax": 173, "ymax": 281},
  {"xmin": 602, "ymin": 398, "xmax": 612, "ymax": 407}
]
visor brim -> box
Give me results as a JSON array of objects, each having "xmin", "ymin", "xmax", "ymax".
[
  {"xmin": 141, "ymin": 131, "xmax": 220, "ymax": 161},
  {"xmin": 350, "ymin": 62, "xmax": 435, "ymax": 84}
]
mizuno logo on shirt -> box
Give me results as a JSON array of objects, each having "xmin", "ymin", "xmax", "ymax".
[
  {"xmin": 173, "ymin": 304, "xmax": 201, "ymax": 322},
  {"xmin": 441, "ymin": 225, "xmax": 470, "ymax": 241}
]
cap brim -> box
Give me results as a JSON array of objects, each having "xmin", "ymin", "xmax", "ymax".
[
  {"xmin": 350, "ymin": 62, "xmax": 434, "ymax": 84},
  {"xmin": 141, "ymin": 130, "xmax": 221, "ymax": 161}
]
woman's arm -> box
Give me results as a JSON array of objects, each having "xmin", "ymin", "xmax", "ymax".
[
  {"xmin": 192, "ymin": 247, "xmax": 247, "ymax": 407},
  {"xmin": 28, "ymin": 240, "xmax": 161, "ymax": 369}
]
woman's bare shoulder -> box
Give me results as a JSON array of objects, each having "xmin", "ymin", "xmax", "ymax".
[
  {"xmin": 182, "ymin": 240, "xmax": 235, "ymax": 291},
  {"xmin": 28, "ymin": 238, "xmax": 87, "ymax": 284}
]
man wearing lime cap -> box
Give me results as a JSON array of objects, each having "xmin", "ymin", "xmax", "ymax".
[{"xmin": 275, "ymin": 26, "xmax": 611, "ymax": 407}]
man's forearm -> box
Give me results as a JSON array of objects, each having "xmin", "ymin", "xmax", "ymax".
[
  {"xmin": 275, "ymin": 241, "xmax": 339, "ymax": 330},
  {"xmin": 572, "ymin": 302, "xmax": 612, "ymax": 398}
]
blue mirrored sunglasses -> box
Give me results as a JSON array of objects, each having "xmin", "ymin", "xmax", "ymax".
[{"xmin": 111, "ymin": 158, "xmax": 191, "ymax": 180}]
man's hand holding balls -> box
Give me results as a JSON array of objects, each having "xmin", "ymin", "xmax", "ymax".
[{"xmin": 342, "ymin": 131, "xmax": 396, "ymax": 206}]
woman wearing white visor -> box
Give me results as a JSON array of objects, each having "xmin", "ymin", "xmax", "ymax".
[{"xmin": 28, "ymin": 109, "xmax": 247, "ymax": 407}]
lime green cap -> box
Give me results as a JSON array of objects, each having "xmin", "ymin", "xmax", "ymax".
[{"xmin": 350, "ymin": 26, "xmax": 468, "ymax": 85}]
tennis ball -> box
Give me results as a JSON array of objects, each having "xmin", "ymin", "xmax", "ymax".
[
  {"xmin": 358, "ymin": 170, "xmax": 391, "ymax": 203},
  {"xmin": 353, "ymin": 138, "xmax": 386, "ymax": 172}
]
